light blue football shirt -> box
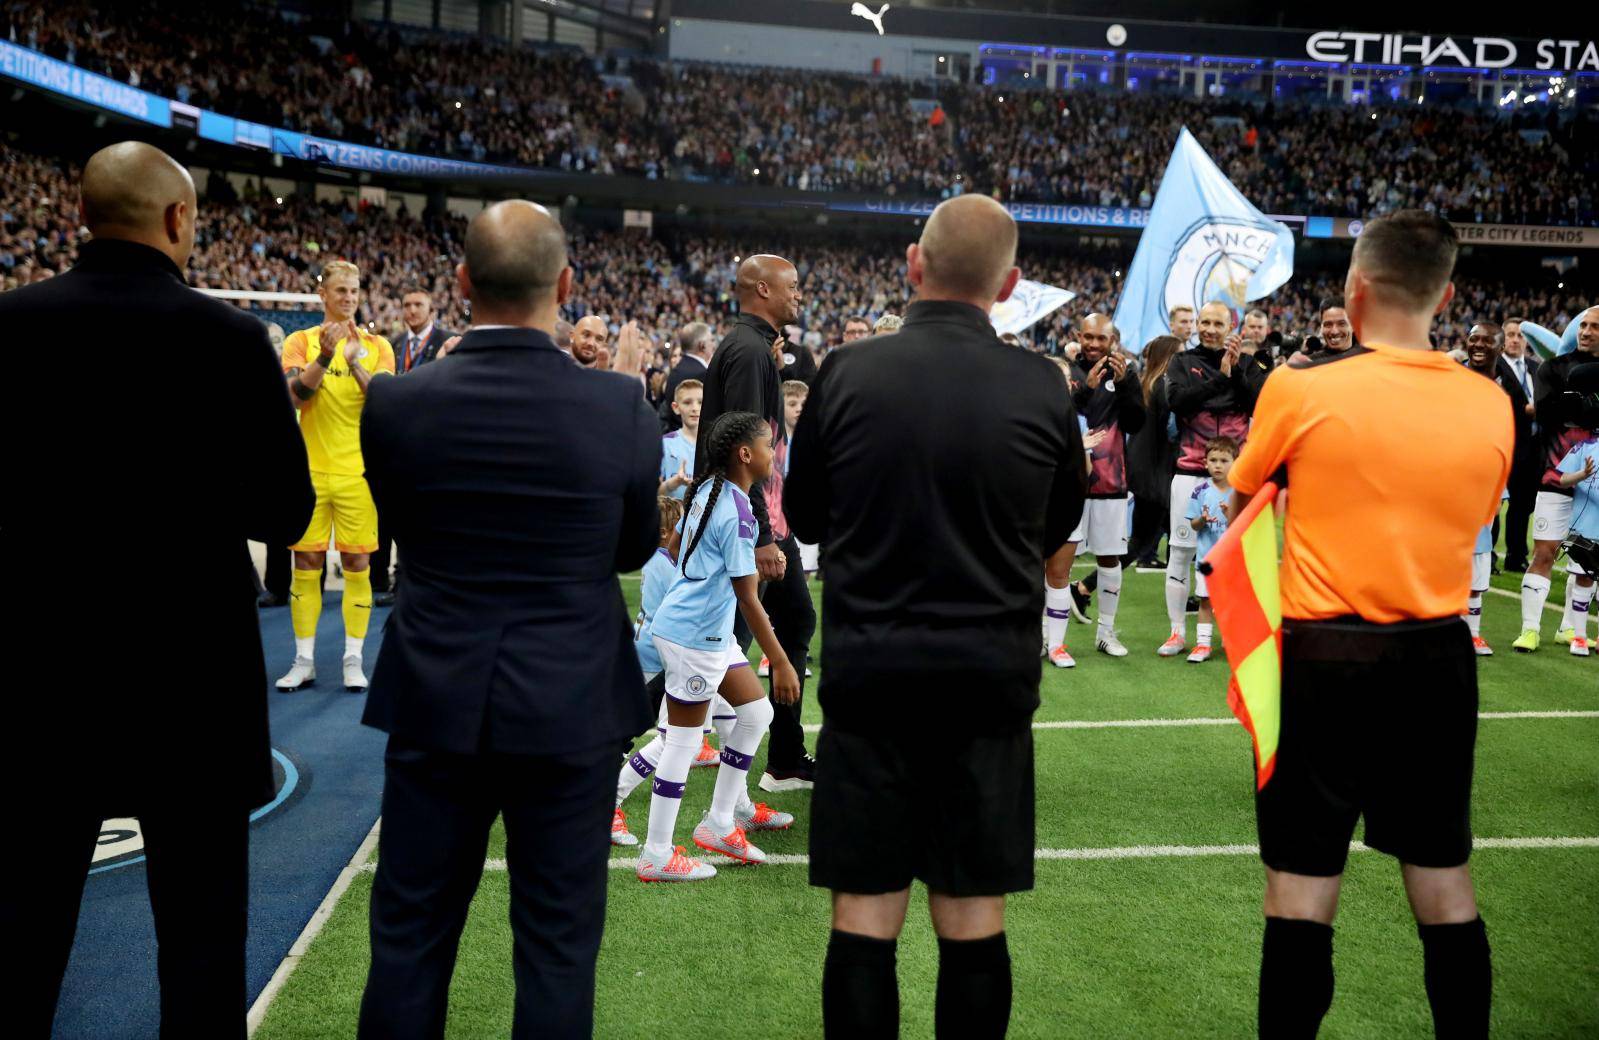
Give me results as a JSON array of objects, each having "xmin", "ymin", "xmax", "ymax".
[
  {"xmin": 634, "ymin": 547, "xmax": 676, "ymax": 675},
  {"xmin": 1557, "ymin": 439, "xmax": 1599, "ymax": 541},
  {"xmin": 660, "ymin": 430, "xmax": 697, "ymax": 501},
  {"xmin": 1186, "ymin": 479, "xmax": 1231, "ymax": 561},
  {"xmin": 651, "ymin": 480, "xmax": 758, "ymax": 652}
]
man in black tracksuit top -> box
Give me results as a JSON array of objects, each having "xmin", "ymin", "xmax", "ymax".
[
  {"xmin": 1159, "ymin": 300, "xmax": 1270, "ymax": 656},
  {"xmin": 1515, "ymin": 305, "xmax": 1599, "ymax": 648},
  {"xmin": 1043, "ymin": 313, "xmax": 1145, "ymax": 662},
  {"xmin": 695, "ymin": 254, "xmax": 816, "ymax": 789}
]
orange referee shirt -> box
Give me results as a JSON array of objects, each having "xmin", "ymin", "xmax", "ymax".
[{"xmin": 1229, "ymin": 342, "xmax": 1513, "ymax": 623}]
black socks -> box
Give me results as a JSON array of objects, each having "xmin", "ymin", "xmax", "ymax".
[
  {"xmin": 824, "ymin": 930, "xmax": 899, "ymax": 1039},
  {"xmin": 1259, "ymin": 916, "xmax": 1335, "ymax": 1039},
  {"xmin": 935, "ymin": 933, "xmax": 1012, "ymax": 1040},
  {"xmin": 1418, "ymin": 917, "xmax": 1491, "ymax": 1040}
]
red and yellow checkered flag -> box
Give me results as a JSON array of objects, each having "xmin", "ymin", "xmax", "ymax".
[{"xmin": 1198, "ymin": 482, "xmax": 1282, "ymax": 789}]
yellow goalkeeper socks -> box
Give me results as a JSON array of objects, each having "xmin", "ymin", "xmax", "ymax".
[
  {"xmin": 290, "ymin": 567, "xmax": 322, "ymax": 645},
  {"xmin": 342, "ymin": 567, "xmax": 373, "ymax": 649}
]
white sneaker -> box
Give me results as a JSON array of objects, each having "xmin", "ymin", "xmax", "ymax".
[
  {"xmin": 1157, "ymin": 633, "xmax": 1187, "ymax": 657},
  {"xmin": 736, "ymin": 801, "xmax": 795, "ymax": 831},
  {"xmin": 637, "ymin": 845, "xmax": 717, "ymax": 882},
  {"xmin": 758, "ymin": 655, "xmax": 770, "ymax": 677},
  {"xmin": 1096, "ymin": 631, "xmax": 1129, "ymax": 658},
  {"xmin": 610, "ymin": 807, "xmax": 638, "ymax": 846},
  {"xmin": 1572, "ymin": 637, "xmax": 1592, "ymax": 658},
  {"xmin": 1186, "ymin": 644, "xmax": 1213, "ymax": 664},
  {"xmin": 343, "ymin": 655, "xmax": 368, "ymax": 692},
  {"xmin": 276, "ymin": 656, "xmax": 316, "ymax": 692}
]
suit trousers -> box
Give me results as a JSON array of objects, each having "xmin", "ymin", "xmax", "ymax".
[
  {"xmin": 6, "ymin": 808, "xmax": 250, "ymax": 1039},
  {"xmin": 371, "ymin": 527, "xmax": 396, "ymax": 594},
  {"xmin": 263, "ymin": 541, "xmax": 293, "ymax": 600},
  {"xmin": 762, "ymin": 534, "xmax": 816, "ymax": 768},
  {"xmin": 358, "ymin": 738, "xmax": 617, "ymax": 1040},
  {"xmin": 1504, "ymin": 465, "xmax": 1539, "ymax": 570}
]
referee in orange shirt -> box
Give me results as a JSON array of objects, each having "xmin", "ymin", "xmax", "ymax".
[{"xmin": 1228, "ymin": 211, "xmax": 1513, "ymax": 1040}]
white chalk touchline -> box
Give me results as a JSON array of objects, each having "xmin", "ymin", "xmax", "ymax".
[
  {"xmin": 798, "ymin": 711, "xmax": 1597, "ymax": 734},
  {"xmin": 248, "ymin": 818, "xmax": 382, "ymax": 1037},
  {"xmin": 343, "ymin": 835, "xmax": 1599, "ymax": 877},
  {"xmin": 1484, "ymin": 586, "xmax": 1562, "ymax": 613}
]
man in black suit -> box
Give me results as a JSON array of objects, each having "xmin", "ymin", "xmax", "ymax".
[
  {"xmin": 1500, "ymin": 317, "xmax": 1541, "ymax": 572},
  {"xmin": 357, "ymin": 200, "xmax": 659, "ymax": 1040},
  {"xmin": 658, "ymin": 320, "xmax": 715, "ymax": 431},
  {"xmin": 696, "ymin": 253, "xmax": 817, "ymax": 791},
  {"xmin": 1, "ymin": 142, "xmax": 314, "ymax": 1038},
  {"xmin": 371, "ymin": 289, "xmax": 456, "ymax": 606},
  {"xmin": 788, "ymin": 195, "xmax": 1086, "ymax": 1039}
]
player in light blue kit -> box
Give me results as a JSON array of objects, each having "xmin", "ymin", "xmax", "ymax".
[
  {"xmin": 1185, "ymin": 436, "xmax": 1239, "ymax": 664},
  {"xmin": 1468, "ymin": 489, "xmax": 1511, "ymax": 657},
  {"xmin": 1556, "ymin": 436, "xmax": 1599, "ymax": 656},
  {"xmin": 638, "ymin": 412, "xmax": 801, "ymax": 882}
]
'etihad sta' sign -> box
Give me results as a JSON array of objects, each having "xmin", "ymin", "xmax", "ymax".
[{"xmin": 1306, "ymin": 33, "xmax": 1599, "ymax": 72}]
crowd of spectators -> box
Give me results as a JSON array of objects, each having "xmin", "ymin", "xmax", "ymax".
[
  {"xmin": 7, "ymin": 0, "xmax": 1597, "ymax": 224},
  {"xmin": 2, "ymin": 142, "xmax": 1585, "ymax": 368}
]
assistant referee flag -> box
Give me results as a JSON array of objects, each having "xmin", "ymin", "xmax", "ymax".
[{"xmin": 1199, "ymin": 481, "xmax": 1282, "ymax": 789}]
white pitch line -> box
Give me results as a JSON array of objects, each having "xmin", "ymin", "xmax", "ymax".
[
  {"xmin": 800, "ymin": 711, "xmax": 1597, "ymax": 735},
  {"xmin": 248, "ymin": 819, "xmax": 382, "ymax": 1037},
  {"xmin": 347, "ymin": 836, "xmax": 1599, "ymax": 877}
]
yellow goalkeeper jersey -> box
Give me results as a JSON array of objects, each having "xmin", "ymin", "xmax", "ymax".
[{"xmin": 282, "ymin": 325, "xmax": 396, "ymax": 475}]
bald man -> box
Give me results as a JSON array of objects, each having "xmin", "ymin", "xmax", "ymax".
[
  {"xmin": 358, "ymin": 200, "xmax": 658, "ymax": 1038},
  {"xmin": 0, "ymin": 142, "xmax": 314, "ymax": 1036},
  {"xmin": 788, "ymin": 195, "xmax": 1086, "ymax": 1038},
  {"xmin": 1159, "ymin": 300, "xmax": 1268, "ymax": 656},
  {"xmin": 571, "ymin": 314, "xmax": 608, "ymax": 367},
  {"xmin": 697, "ymin": 252, "xmax": 818, "ymax": 790},
  {"xmin": 1042, "ymin": 312, "xmax": 1145, "ymax": 665}
]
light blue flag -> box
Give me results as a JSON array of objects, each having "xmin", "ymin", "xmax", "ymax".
[
  {"xmin": 990, "ymin": 279, "xmax": 1076, "ymax": 337},
  {"xmin": 1520, "ymin": 317, "xmax": 1586, "ymax": 360},
  {"xmin": 1113, "ymin": 127, "xmax": 1295, "ymax": 354}
]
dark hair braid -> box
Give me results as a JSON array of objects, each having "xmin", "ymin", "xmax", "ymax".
[{"xmin": 680, "ymin": 411, "xmax": 768, "ymax": 576}]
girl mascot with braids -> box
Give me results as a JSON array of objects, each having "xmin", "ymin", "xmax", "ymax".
[{"xmin": 636, "ymin": 412, "xmax": 803, "ymax": 882}]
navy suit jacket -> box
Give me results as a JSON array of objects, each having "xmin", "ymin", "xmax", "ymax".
[
  {"xmin": 0, "ymin": 239, "xmax": 314, "ymax": 811},
  {"xmin": 361, "ymin": 326, "xmax": 660, "ymax": 755},
  {"xmin": 397, "ymin": 324, "xmax": 453, "ymax": 373}
]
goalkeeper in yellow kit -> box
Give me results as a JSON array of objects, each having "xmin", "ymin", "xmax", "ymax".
[{"xmin": 277, "ymin": 260, "xmax": 395, "ymax": 692}]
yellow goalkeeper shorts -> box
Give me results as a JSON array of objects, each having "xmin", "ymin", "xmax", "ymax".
[{"xmin": 290, "ymin": 471, "xmax": 380, "ymax": 554}]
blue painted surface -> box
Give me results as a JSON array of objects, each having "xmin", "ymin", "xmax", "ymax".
[{"xmin": 51, "ymin": 594, "xmax": 390, "ymax": 1040}]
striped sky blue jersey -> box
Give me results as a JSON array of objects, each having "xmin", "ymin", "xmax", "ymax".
[{"xmin": 651, "ymin": 480, "xmax": 758, "ymax": 652}]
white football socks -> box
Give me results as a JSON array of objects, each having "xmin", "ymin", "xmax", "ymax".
[
  {"xmin": 1575, "ymin": 583, "xmax": 1595, "ymax": 640},
  {"xmin": 642, "ymin": 724, "xmax": 701, "ymax": 862},
  {"xmin": 1166, "ymin": 546, "xmax": 1196, "ymax": 639},
  {"xmin": 1559, "ymin": 573, "xmax": 1579, "ymax": 633},
  {"xmin": 1044, "ymin": 583, "xmax": 1072, "ymax": 650},
  {"xmin": 1096, "ymin": 563, "xmax": 1122, "ymax": 637},
  {"xmin": 1197, "ymin": 622, "xmax": 1214, "ymax": 647},
  {"xmin": 295, "ymin": 636, "xmax": 315, "ymax": 659},
  {"xmin": 706, "ymin": 697, "xmax": 774, "ymax": 834},
  {"xmin": 617, "ymin": 735, "xmax": 664, "ymax": 806},
  {"xmin": 1520, "ymin": 573, "xmax": 1552, "ymax": 633}
]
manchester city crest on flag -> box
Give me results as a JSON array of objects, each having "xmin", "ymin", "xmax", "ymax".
[{"xmin": 1114, "ymin": 128, "xmax": 1295, "ymax": 353}]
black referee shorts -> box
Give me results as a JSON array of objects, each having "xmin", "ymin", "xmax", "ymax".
[
  {"xmin": 1256, "ymin": 616, "xmax": 1478, "ymax": 877},
  {"xmin": 809, "ymin": 723, "xmax": 1035, "ymax": 898}
]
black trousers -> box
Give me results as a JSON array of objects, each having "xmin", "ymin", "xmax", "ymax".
[
  {"xmin": 263, "ymin": 542, "xmax": 293, "ymax": 600},
  {"xmin": 1503, "ymin": 465, "xmax": 1539, "ymax": 571},
  {"xmin": 762, "ymin": 534, "xmax": 816, "ymax": 768},
  {"xmin": 1125, "ymin": 492, "xmax": 1169, "ymax": 565},
  {"xmin": 358, "ymin": 739, "xmax": 617, "ymax": 1040},
  {"xmin": 370, "ymin": 528, "xmax": 396, "ymax": 594},
  {"xmin": 5, "ymin": 808, "xmax": 250, "ymax": 1039}
]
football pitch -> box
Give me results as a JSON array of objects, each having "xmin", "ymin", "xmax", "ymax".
[{"xmin": 254, "ymin": 566, "xmax": 1597, "ymax": 1039}]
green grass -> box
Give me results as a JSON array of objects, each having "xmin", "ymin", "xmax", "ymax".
[{"xmin": 256, "ymin": 568, "xmax": 1599, "ymax": 1039}]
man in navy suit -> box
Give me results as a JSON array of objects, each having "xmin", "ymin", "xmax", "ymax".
[
  {"xmin": 371, "ymin": 289, "xmax": 455, "ymax": 605},
  {"xmin": 1499, "ymin": 317, "xmax": 1542, "ymax": 572},
  {"xmin": 357, "ymin": 200, "xmax": 660, "ymax": 1040}
]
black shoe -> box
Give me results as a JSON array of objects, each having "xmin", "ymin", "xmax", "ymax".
[
  {"xmin": 257, "ymin": 591, "xmax": 287, "ymax": 608},
  {"xmin": 373, "ymin": 590, "xmax": 396, "ymax": 607},
  {"xmin": 759, "ymin": 753, "xmax": 816, "ymax": 793},
  {"xmin": 1069, "ymin": 583, "xmax": 1094, "ymax": 623},
  {"xmin": 1186, "ymin": 595, "xmax": 1201, "ymax": 614}
]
